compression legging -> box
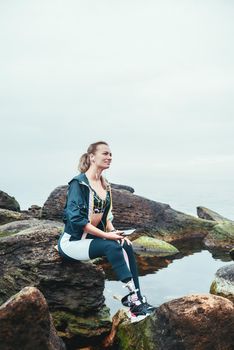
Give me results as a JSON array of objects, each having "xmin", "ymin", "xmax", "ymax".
[{"xmin": 58, "ymin": 232, "xmax": 141, "ymax": 297}]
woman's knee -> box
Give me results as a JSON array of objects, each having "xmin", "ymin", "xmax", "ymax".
[
  {"xmin": 122, "ymin": 241, "xmax": 134, "ymax": 254},
  {"xmin": 105, "ymin": 240, "xmax": 122, "ymax": 253}
]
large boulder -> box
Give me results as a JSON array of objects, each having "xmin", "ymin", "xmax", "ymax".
[
  {"xmin": 0, "ymin": 286, "xmax": 66, "ymax": 350},
  {"xmin": 41, "ymin": 184, "xmax": 234, "ymax": 252},
  {"xmin": 116, "ymin": 294, "xmax": 234, "ymax": 350},
  {"xmin": 41, "ymin": 185, "xmax": 67, "ymax": 221},
  {"xmin": 210, "ymin": 264, "xmax": 234, "ymax": 303},
  {"xmin": 41, "ymin": 185, "xmax": 214, "ymax": 239},
  {"xmin": 0, "ymin": 225, "xmax": 112, "ymax": 346},
  {"xmin": 41, "ymin": 184, "xmax": 135, "ymax": 222},
  {"xmin": 0, "ymin": 190, "xmax": 20, "ymax": 211}
]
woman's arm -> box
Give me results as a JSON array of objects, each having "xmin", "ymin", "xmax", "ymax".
[
  {"xmin": 106, "ymin": 219, "xmax": 115, "ymax": 232},
  {"xmin": 83, "ymin": 222, "xmax": 123, "ymax": 240}
]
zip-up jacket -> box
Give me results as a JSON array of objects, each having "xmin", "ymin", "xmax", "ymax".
[{"xmin": 63, "ymin": 173, "xmax": 113, "ymax": 240}]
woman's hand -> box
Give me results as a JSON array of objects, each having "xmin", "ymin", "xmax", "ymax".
[
  {"xmin": 104, "ymin": 230, "xmax": 124, "ymax": 240},
  {"xmin": 120, "ymin": 237, "xmax": 132, "ymax": 246}
]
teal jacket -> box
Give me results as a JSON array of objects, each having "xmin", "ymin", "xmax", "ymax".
[{"xmin": 63, "ymin": 173, "xmax": 113, "ymax": 240}]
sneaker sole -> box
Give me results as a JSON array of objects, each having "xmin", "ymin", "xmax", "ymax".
[{"xmin": 130, "ymin": 313, "xmax": 149, "ymax": 323}]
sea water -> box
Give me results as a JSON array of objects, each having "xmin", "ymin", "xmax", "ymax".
[{"xmin": 104, "ymin": 247, "xmax": 231, "ymax": 317}]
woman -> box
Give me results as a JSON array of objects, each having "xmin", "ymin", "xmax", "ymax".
[{"xmin": 58, "ymin": 141, "xmax": 155, "ymax": 321}]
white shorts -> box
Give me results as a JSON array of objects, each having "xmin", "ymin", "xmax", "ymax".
[{"xmin": 59, "ymin": 232, "xmax": 93, "ymax": 260}]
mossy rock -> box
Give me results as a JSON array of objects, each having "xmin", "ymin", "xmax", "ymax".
[
  {"xmin": 117, "ymin": 314, "xmax": 157, "ymax": 350},
  {"xmin": 0, "ymin": 231, "xmax": 15, "ymax": 239},
  {"xmin": 210, "ymin": 264, "xmax": 234, "ymax": 303},
  {"xmin": 204, "ymin": 221, "xmax": 234, "ymax": 250},
  {"xmin": 52, "ymin": 306, "xmax": 111, "ymax": 339},
  {"xmin": 211, "ymin": 222, "xmax": 234, "ymax": 241},
  {"xmin": 132, "ymin": 236, "xmax": 179, "ymax": 257}
]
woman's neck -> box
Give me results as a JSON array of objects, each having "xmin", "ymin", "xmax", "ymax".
[{"xmin": 85, "ymin": 167, "xmax": 103, "ymax": 182}]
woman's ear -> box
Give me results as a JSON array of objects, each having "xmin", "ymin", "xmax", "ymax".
[{"xmin": 90, "ymin": 153, "xmax": 95, "ymax": 163}]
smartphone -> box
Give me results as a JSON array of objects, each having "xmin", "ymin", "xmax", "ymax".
[{"xmin": 121, "ymin": 229, "xmax": 136, "ymax": 236}]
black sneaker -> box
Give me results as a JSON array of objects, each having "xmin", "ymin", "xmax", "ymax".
[
  {"xmin": 130, "ymin": 302, "xmax": 150, "ymax": 316},
  {"xmin": 141, "ymin": 296, "xmax": 156, "ymax": 313},
  {"xmin": 121, "ymin": 291, "xmax": 135, "ymax": 307},
  {"xmin": 129, "ymin": 302, "xmax": 151, "ymax": 322}
]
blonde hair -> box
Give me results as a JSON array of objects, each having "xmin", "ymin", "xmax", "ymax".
[{"xmin": 78, "ymin": 141, "xmax": 109, "ymax": 173}]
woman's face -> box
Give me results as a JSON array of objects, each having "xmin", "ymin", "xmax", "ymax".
[{"xmin": 91, "ymin": 144, "xmax": 112, "ymax": 170}]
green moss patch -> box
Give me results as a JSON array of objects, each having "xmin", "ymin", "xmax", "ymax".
[{"xmin": 132, "ymin": 236, "xmax": 179, "ymax": 257}]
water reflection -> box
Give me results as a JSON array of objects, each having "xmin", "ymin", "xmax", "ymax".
[{"xmin": 103, "ymin": 239, "xmax": 231, "ymax": 316}]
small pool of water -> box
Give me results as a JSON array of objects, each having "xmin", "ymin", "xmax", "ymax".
[{"xmin": 104, "ymin": 248, "xmax": 231, "ymax": 317}]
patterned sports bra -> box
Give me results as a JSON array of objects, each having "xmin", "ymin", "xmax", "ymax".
[{"xmin": 91, "ymin": 188, "xmax": 110, "ymax": 214}]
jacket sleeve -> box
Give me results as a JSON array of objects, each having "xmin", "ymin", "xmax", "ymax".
[{"xmin": 64, "ymin": 180, "xmax": 90, "ymax": 234}]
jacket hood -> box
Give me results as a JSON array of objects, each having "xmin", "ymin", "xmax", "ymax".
[{"xmin": 68, "ymin": 173, "xmax": 89, "ymax": 186}]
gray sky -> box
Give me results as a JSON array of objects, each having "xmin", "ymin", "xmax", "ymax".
[{"xmin": 1, "ymin": 0, "xmax": 234, "ymax": 218}]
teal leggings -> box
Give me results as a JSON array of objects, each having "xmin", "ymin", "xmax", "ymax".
[{"xmin": 89, "ymin": 238, "xmax": 141, "ymax": 298}]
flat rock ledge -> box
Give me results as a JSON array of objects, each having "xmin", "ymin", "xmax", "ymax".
[
  {"xmin": 210, "ymin": 263, "xmax": 234, "ymax": 303},
  {"xmin": 0, "ymin": 286, "xmax": 66, "ymax": 350},
  {"xmin": 116, "ymin": 294, "xmax": 234, "ymax": 350}
]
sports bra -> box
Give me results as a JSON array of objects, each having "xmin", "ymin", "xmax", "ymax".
[{"xmin": 91, "ymin": 188, "xmax": 110, "ymax": 214}]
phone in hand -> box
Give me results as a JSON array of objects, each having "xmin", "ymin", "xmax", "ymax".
[{"xmin": 121, "ymin": 229, "xmax": 136, "ymax": 236}]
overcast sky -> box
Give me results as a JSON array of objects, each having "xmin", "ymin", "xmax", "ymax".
[{"xmin": 0, "ymin": 0, "xmax": 233, "ymax": 218}]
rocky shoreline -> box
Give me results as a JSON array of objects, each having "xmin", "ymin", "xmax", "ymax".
[{"xmin": 0, "ymin": 186, "xmax": 233, "ymax": 349}]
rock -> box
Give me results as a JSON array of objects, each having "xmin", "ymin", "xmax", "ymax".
[
  {"xmin": 41, "ymin": 185, "xmax": 67, "ymax": 221},
  {"xmin": 197, "ymin": 206, "xmax": 233, "ymax": 222},
  {"xmin": 41, "ymin": 184, "xmax": 234, "ymax": 252},
  {"xmin": 28, "ymin": 204, "xmax": 42, "ymax": 218},
  {"xmin": 52, "ymin": 306, "xmax": 111, "ymax": 349},
  {"xmin": 203, "ymin": 221, "xmax": 234, "ymax": 250},
  {"xmin": 110, "ymin": 183, "xmax": 135, "ymax": 193},
  {"xmin": 197, "ymin": 207, "xmax": 234, "ymax": 251},
  {"xmin": 132, "ymin": 236, "xmax": 179, "ymax": 257},
  {"xmin": 210, "ymin": 264, "xmax": 234, "ymax": 303},
  {"xmin": 0, "ymin": 226, "xmax": 112, "ymax": 346},
  {"xmin": 0, "ymin": 208, "xmax": 31, "ymax": 225},
  {"xmin": 111, "ymin": 190, "xmax": 215, "ymax": 243},
  {"xmin": 0, "ymin": 286, "xmax": 66, "ymax": 350},
  {"xmin": 41, "ymin": 184, "xmax": 134, "ymax": 221},
  {"xmin": 0, "ymin": 190, "xmax": 20, "ymax": 211},
  {"xmin": 0, "ymin": 218, "xmax": 63, "ymax": 235},
  {"xmin": 117, "ymin": 294, "xmax": 234, "ymax": 350},
  {"xmin": 230, "ymin": 248, "xmax": 234, "ymax": 260},
  {"xmin": 102, "ymin": 309, "xmax": 129, "ymax": 349},
  {"xmin": 41, "ymin": 185, "xmax": 214, "ymax": 240}
]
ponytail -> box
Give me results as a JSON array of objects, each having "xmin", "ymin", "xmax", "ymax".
[{"xmin": 78, "ymin": 153, "xmax": 90, "ymax": 173}]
